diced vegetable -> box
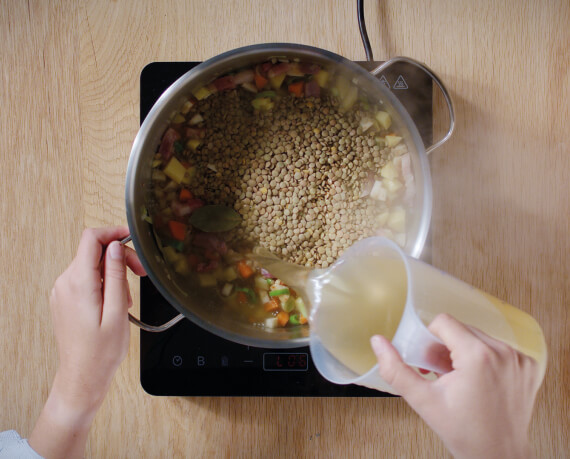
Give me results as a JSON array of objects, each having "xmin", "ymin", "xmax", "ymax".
[
  {"xmin": 340, "ymin": 86, "xmax": 358, "ymax": 111},
  {"xmin": 387, "ymin": 206, "xmax": 406, "ymax": 232},
  {"xmin": 385, "ymin": 134, "xmax": 402, "ymax": 147},
  {"xmin": 380, "ymin": 162, "xmax": 398, "ymax": 180},
  {"xmin": 263, "ymin": 298, "xmax": 280, "ymax": 312},
  {"xmin": 375, "ymin": 111, "xmax": 392, "ymax": 130},
  {"xmin": 236, "ymin": 287, "xmax": 256, "ymax": 303},
  {"xmin": 277, "ymin": 311, "xmax": 290, "ymax": 327},
  {"xmin": 251, "ymin": 97, "xmax": 274, "ymax": 111},
  {"xmin": 359, "ymin": 117, "xmax": 375, "ymax": 132},
  {"xmin": 186, "ymin": 139, "xmax": 202, "ymax": 151},
  {"xmin": 172, "ymin": 113, "xmax": 185, "ymax": 124},
  {"xmin": 289, "ymin": 314, "xmax": 301, "ymax": 325},
  {"xmin": 295, "ymin": 297, "xmax": 308, "ymax": 318},
  {"xmin": 254, "ymin": 276, "xmax": 270, "ymax": 291},
  {"xmin": 163, "ymin": 157, "xmax": 188, "ymax": 184},
  {"xmin": 168, "ymin": 220, "xmax": 187, "ymax": 241},
  {"xmin": 384, "ymin": 178, "xmax": 403, "ymax": 194},
  {"xmin": 314, "ymin": 70, "xmax": 330, "ymax": 88},
  {"xmin": 264, "ymin": 317, "xmax": 279, "ymax": 329},
  {"xmin": 237, "ymin": 260, "xmax": 255, "ymax": 279},
  {"xmin": 221, "ymin": 283, "xmax": 233, "ymax": 296},
  {"xmin": 192, "ymin": 86, "xmax": 212, "ymax": 100},
  {"xmin": 188, "ymin": 113, "xmax": 204, "ymax": 125},
  {"xmin": 198, "ymin": 273, "xmax": 217, "ymax": 287},
  {"xmin": 254, "ymin": 73, "xmax": 268, "ymax": 90},
  {"xmin": 236, "ymin": 291, "xmax": 249, "ymax": 305},
  {"xmin": 259, "ymin": 290, "xmax": 270, "ymax": 305},
  {"xmin": 269, "ymin": 73, "xmax": 286, "ymax": 90},
  {"xmin": 221, "ymin": 266, "xmax": 238, "ymax": 282},
  {"xmin": 288, "ymin": 81, "xmax": 304, "ymax": 97},
  {"xmin": 282, "ymin": 296, "xmax": 296, "ymax": 312},
  {"xmin": 269, "ymin": 288, "xmax": 290, "ymax": 297},
  {"xmin": 179, "ymin": 188, "xmax": 193, "ymax": 202},
  {"xmin": 370, "ymin": 181, "xmax": 387, "ymax": 201},
  {"xmin": 180, "ymin": 99, "xmax": 195, "ymax": 114},
  {"xmin": 174, "ymin": 257, "xmax": 190, "ymax": 275}
]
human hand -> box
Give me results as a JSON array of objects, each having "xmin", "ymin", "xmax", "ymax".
[
  {"xmin": 371, "ymin": 313, "xmax": 543, "ymax": 459},
  {"xmin": 30, "ymin": 227, "xmax": 146, "ymax": 459}
]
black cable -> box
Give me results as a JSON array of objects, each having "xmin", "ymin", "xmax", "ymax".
[{"xmin": 357, "ymin": 0, "xmax": 374, "ymax": 61}]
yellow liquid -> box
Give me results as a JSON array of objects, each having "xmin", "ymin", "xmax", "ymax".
[
  {"xmin": 310, "ymin": 256, "xmax": 408, "ymax": 376},
  {"xmin": 310, "ymin": 254, "xmax": 547, "ymax": 381}
]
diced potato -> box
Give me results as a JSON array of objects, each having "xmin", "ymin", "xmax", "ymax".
[
  {"xmin": 375, "ymin": 111, "xmax": 392, "ymax": 130},
  {"xmin": 161, "ymin": 246, "xmax": 180, "ymax": 264},
  {"xmin": 221, "ymin": 283, "xmax": 233, "ymax": 297},
  {"xmin": 241, "ymin": 82, "xmax": 257, "ymax": 93},
  {"xmin": 251, "ymin": 97, "xmax": 274, "ymax": 111},
  {"xmin": 286, "ymin": 63, "xmax": 305, "ymax": 77},
  {"xmin": 375, "ymin": 210, "xmax": 390, "ymax": 226},
  {"xmin": 180, "ymin": 99, "xmax": 194, "ymax": 114},
  {"xmin": 380, "ymin": 162, "xmax": 398, "ymax": 180},
  {"xmin": 387, "ymin": 207, "xmax": 406, "ymax": 233},
  {"xmin": 314, "ymin": 70, "xmax": 330, "ymax": 88},
  {"xmin": 192, "ymin": 86, "xmax": 212, "ymax": 100},
  {"xmin": 269, "ymin": 73, "xmax": 286, "ymax": 89},
  {"xmin": 359, "ymin": 117, "xmax": 375, "ymax": 132},
  {"xmin": 259, "ymin": 290, "xmax": 270, "ymax": 305},
  {"xmin": 186, "ymin": 139, "xmax": 202, "ymax": 151},
  {"xmin": 384, "ymin": 178, "xmax": 403, "ymax": 194},
  {"xmin": 375, "ymin": 136, "xmax": 386, "ymax": 147},
  {"xmin": 174, "ymin": 258, "xmax": 190, "ymax": 276},
  {"xmin": 180, "ymin": 166, "xmax": 196, "ymax": 186},
  {"xmin": 163, "ymin": 157, "xmax": 187, "ymax": 184},
  {"xmin": 370, "ymin": 180, "xmax": 387, "ymax": 201},
  {"xmin": 198, "ymin": 273, "xmax": 217, "ymax": 287},
  {"xmin": 385, "ymin": 134, "xmax": 403, "ymax": 147},
  {"xmin": 340, "ymin": 86, "xmax": 358, "ymax": 111},
  {"xmin": 172, "ymin": 113, "xmax": 186, "ymax": 124},
  {"xmin": 152, "ymin": 159, "xmax": 162, "ymax": 168},
  {"xmin": 254, "ymin": 276, "xmax": 270, "ymax": 291},
  {"xmin": 265, "ymin": 317, "xmax": 279, "ymax": 329},
  {"xmin": 221, "ymin": 266, "xmax": 238, "ymax": 282},
  {"xmin": 188, "ymin": 113, "xmax": 203, "ymax": 125},
  {"xmin": 335, "ymin": 75, "xmax": 351, "ymax": 99}
]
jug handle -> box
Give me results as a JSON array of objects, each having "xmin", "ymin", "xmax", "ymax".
[
  {"xmin": 368, "ymin": 57, "xmax": 455, "ymax": 155},
  {"xmin": 120, "ymin": 235, "xmax": 185, "ymax": 333}
]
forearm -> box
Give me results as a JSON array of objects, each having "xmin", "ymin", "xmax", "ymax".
[{"xmin": 28, "ymin": 372, "xmax": 102, "ymax": 459}]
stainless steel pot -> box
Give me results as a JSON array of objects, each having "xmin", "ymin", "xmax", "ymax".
[{"xmin": 125, "ymin": 43, "xmax": 454, "ymax": 348}]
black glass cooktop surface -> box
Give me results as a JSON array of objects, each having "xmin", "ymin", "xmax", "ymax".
[{"xmin": 139, "ymin": 60, "xmax": 432, "ymax": 396}]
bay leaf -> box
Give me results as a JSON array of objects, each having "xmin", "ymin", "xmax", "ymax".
[{"xmin": 189, "ymin": 205, "xmax": 242, "ymax": 232}]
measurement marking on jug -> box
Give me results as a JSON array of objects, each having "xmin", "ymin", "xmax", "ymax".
[{"xmin": 393, "ymin": 75, "xmax": 408, "ymax": 89}]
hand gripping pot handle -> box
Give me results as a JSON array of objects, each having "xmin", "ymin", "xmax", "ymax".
[
  {"xmin": 370, "ymin": 56, "xmax": 455, "ymax": 155},
  {"xmin": 119, "ymin": 235, "xmax": 185, "ymax": 332}
]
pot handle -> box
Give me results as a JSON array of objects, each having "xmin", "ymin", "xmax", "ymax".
[
  {"xmin": 120, "ymin": 235, "xmax": 185, "ymax": 333},
  {"xmin": 369, "ymin": 56, "xmax": 455, "ymax": 155}
]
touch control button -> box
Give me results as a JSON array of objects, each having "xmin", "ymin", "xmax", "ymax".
[{"xmin": 172, "ymin": 355, "xmax": 183, "ymax": 367}]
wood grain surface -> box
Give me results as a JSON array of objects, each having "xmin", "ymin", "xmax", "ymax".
[{"xmin": 1, "ymin": 0, "xmax": 568, "ymax": 457}]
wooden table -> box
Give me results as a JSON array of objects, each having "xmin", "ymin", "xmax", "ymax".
[{"xmin": 1, "ymin": 1, "xmax": 568, "ymax": 457}]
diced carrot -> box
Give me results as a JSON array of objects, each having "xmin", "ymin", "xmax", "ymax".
[
  {"xmin": 263, "ymin": 298, "xmax": 280, "ymax": 312},
  {"xmin": 299, "ymin": 316, "xmax": 308, "ymax": 325},
  {"xmin": 168, "ymin": 220, "xmax": 187, "ymax": 241},
  {"xmin": 237, "ymin": 291, "xmax": 249, "ymax": 305},
  {"xmin": 288, "ymin": 81, "xmax": 304, "ymax": 97},
  {"xmin": 277, "ymin": 311, "xmax": 290, "ymax": 327},
  {"xmin": 254, "ymin": 73, "xmax": 268, "ymax": 90},
  {"xmin": 179, "ymin": 188, "xmax": 193, "ymax": 202},
  {"xmin": 237, "ymin": 259, "xmax": 255, "ymax": 279},
  {"xmin": 181, "ymin": 160, "xmax": 192, "ymax": 168}
]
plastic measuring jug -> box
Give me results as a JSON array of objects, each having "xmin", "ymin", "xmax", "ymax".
[{"xmin": 304, "ymin": 237, "xmax": 547, "ymax": 394}]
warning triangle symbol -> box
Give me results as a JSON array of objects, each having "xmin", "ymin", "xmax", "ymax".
[
  {"xmin": 393, "ymin": 75, "xmax": 408, "ymax": 90},
  {"xmin": 379, "ymin": 75, "xmax": 390, "ymax": 89}
]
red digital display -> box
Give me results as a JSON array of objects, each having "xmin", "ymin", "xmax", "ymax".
[{"xmin": 263, "ymin": 353, "xmax": 309, "ymax": 371}]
